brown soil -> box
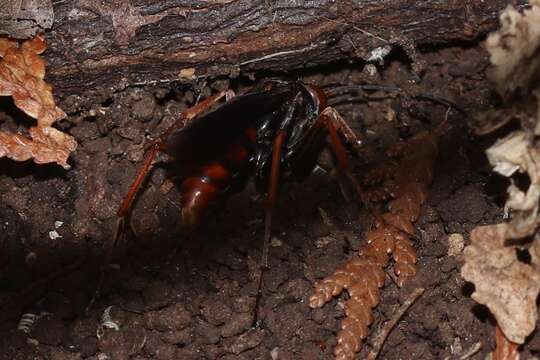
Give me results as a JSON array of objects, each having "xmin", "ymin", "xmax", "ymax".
[{"xmin": 1, "ymin": 40, "xmax": 539, "ymax": 360}]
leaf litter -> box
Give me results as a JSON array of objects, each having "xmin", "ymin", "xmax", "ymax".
[
  {"xmin": 0, "ymin": 34, "xmax": 76, "ymax": 169},
  {"xmin": 461, "ymin": 0, "xmax": 540, "ymax": 349}
]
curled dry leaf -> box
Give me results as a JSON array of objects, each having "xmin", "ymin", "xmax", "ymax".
[
  {"xmin": 470, "ymin": 0, "xmax": 540, "ymax": 136},
  {"xmin": 462, "ymin": 129, "xmax": 540, "ymax": 344},
  {"xmin": 462, "ymin": 224, "xmax": 540, "ymax": 344},
  {"xmin": 486, "ymin": 0, "xmax": 540, "ymax": 101},
  {"xmin": 462, "ymin": 0, "xmax": 540, "ymax": 348},
  {"xmin": 0, "ymin": 34, "xmax": 76, "ymax": 169}
]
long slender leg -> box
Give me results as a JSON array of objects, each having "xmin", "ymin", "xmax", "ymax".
[
  {"xmin": 263, "ymin": 130, "xmax": 287, "ymax": 267},
  {"xmin": 253, "ymin": 130, "xmax": 286, "ymax": 326},
  {"xmin": 145, "ymin": 90, "xmax": 234, "ymax": 153},
  {"xmin": 252, "ymin": 106, "xmax": 359, "ymax": 325},
  {"xmin": 87, "ymin": 90, "xmax": 233, "ymax": 313},
  {"xmin": 320, "ymin": 107, "xmax": 364, "ymax": 200}
]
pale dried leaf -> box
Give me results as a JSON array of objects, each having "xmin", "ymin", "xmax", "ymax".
[
  {"xmin": 486, "ymin": 0, "xmax": 540, "ymax": 99},
  {"xmin": 465, "ymin": 2, "xmax": 540, "ymax": 347},
  {"xmin": 461, "ymin": 224, "xmax": 540, "ymax": 344}
]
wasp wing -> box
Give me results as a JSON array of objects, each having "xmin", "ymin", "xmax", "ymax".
[{"xmin": 165, "ymin": 86, "xmax": 293, "ymax": 164}]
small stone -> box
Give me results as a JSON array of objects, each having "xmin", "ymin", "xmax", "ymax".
[
  {"xmin": 270, "ymin": 237, "xmax": 282, "ymax": 247},
  {"xmin": 447, "ymin": 233, "xmax": 465, "ymax": 257},
  {"xmin": 315, "ymin": 236, "xmax": 331, "ymax": 249},
  {"xmin": 178, "ymin": 68, "xmax": 196, "ymax": 79}
]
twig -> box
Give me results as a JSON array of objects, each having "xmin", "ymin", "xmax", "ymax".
[
  {"xmin": 239, "ymin": 42, "xmax": 323, "ymax": 66},
  {"xmin": 366, "ymin": 287, "xmax": 425, "ymax": 360}
]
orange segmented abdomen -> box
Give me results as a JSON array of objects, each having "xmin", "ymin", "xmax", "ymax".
[
  {"xmin": 180, "ymin": 138, "xmax": 254, "ymax": 230},
  {"xmin": 180, "ymin": 177, "xmax": 220, "ymax": 230},
  {"xmin": 200, "ymin": 162, "xmax": 232, "ymax": 185}
]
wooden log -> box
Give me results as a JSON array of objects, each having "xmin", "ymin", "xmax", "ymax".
[{"xmin": 44, "ymin": 0, "xmax": 510, "ymax": 102}]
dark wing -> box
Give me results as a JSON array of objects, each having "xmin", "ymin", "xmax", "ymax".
[{"xmin": 165, "ymin": 85, "xmax": 294, "ymax": 164}]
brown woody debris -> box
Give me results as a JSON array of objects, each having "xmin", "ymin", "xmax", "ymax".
[
  {"xmin": 0, "ymin": 0, "xmax": 54, "ymax": 39},
  {"xmin": 0, "ymin": 34, "xmax": 76, "ymax": 169},
  {"xmin": 310, "ymin": 130, "xmax": 439, "ymax": 359}
]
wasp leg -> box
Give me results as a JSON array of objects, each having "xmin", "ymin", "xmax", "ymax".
[
  {"xmin": 87, "ymin": 90, "xmax": 235, "ymax": 314},
  {"xmin": 322, "ymin": 107, "xmax": 363, "ymax": 152},
  {"xmin": 253, "ymin": 129, "xmax": 287, "ymax": 327},
  {"xmin": 319, "ymin": 107, "xmax": 364, "ymax": 201}
]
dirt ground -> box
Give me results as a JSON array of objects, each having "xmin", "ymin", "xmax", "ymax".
[{"xmin": 0, "ymin": 39, "xmax": 539, "ymax": 360}]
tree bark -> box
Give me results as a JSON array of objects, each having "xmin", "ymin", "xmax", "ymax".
[{"xmin": 45, "ymin": 0, "xmax": 511, "ymax": 103}]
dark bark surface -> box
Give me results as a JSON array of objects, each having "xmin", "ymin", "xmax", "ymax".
[{"xmin": 45, "ymin": 0, "xmax": 509, "ymax": 104}]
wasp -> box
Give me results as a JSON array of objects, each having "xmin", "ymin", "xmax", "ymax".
[
  {"xmin": 101, "ymin": 80, "xmax": 364, "ymax": 317},
  {"xmin": 117, "ymin": 80, "xmax": 362, "ymax": 245}
]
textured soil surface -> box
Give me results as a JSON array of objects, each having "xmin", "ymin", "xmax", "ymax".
[{"xmin": 1, "ymin": 40, "xmax": 539, "ymax": 360}]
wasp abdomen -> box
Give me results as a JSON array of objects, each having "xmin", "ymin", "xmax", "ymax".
[{"xmin": 180, "ymin": 136, "xmax": 254, "ymax": 230}]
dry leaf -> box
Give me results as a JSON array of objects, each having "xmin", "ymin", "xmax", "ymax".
[
  {"xmin": 0, "ymin": 35, "xmax": 76, "ymax": 169},
  {"xmin": 486, "ymin": 0, "xmax": 540, "ymax": 100},
  {"xmin": 462, "ymin": 225, "xmax": 540, "ymax": 344},
  {"xmin": 462, "ymin": 1, "xmax": 540, "ymax": 347}
]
